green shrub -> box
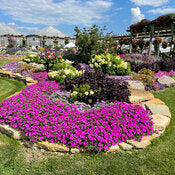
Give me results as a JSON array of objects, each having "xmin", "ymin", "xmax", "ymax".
[
  {"xmin": 89, "ymin": 53, "xmax": 131, "ymax": 75},
  {"xmin": 51, "ymin": 61, "xmax": 73, "ymax": 71},
  {"xmin": 69, "ymin": 84, "xmax": 101, "ymax": 104},
  {"xmin": 74, "ymin": 25, "xmax": 114, "ymax": 64},
  {"xmin": 48, "ymin": 63, "xmax": 83, "ymax": 83},
  {"xmin": 23, "ymin": 53, "xmax": 41, "ymax": 64}
]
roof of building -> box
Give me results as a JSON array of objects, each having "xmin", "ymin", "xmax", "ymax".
[
  {"xmin": 35, "ymin": 26, "xmax": 68, "ymax": 37},
  {"xmin": 0, "ymin": 22, "xmax": 23, "ymax": 36}
]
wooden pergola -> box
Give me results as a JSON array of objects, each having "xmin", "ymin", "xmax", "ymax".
[{"xmin": 126, "ymin": 14, "xmax": 175, "ymax": 56}]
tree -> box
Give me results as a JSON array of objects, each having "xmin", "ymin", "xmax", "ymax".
[{"xmin": 74, "ymin": 25, "xmax": 113, "ymax": 63}]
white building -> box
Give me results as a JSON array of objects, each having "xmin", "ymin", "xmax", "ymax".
[
  {"xmin": 0, "ymin": 23, "xmax": 76, "ymax": 47},
  {"xmin": 0, "ymin": 23, "xmax": 23, "ymax": 47}
]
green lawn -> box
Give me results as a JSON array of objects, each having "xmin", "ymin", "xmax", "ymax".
[
  {"xmin": 0, "ymin": 59, "xmax": 20, "ymax": 67},
  {"xmin": 0, "ymin": 77, "xmax": 25, "ymax": 102},
  {"xmin": 0, "ymin": 57, "xmax": 25, "ymax": 102},
  {"xmin": 0, "ymin": 84, "xmax": 175, "ymax": 174}
]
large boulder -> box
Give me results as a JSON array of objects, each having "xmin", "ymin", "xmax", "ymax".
[
  {"xmin": 126, "ymin": 80, "xmax": 145, "ymax": 90},
  {"xmin": 151, "ymin": 114, "xmax": 170, "ymax": 134},
  {"xmin": 145, "ymin": 103, "xmax": 171, "ymax": 118},
  {"xmin": 129, "ymin": 89, "xmax": 154, "ymax": 104},
  {"xmin": 142, "ymin": 98, "xmax": 165, "ymax": 105},
  {"xmin": 158, "ymin": 76, "xmax": 175, "ymax": 87}
]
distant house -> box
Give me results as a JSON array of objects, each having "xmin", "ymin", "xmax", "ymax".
[
  {"xmin": 0, "ymin": 23, "xmax": 75, "ymax": 47},
  {"xmin": 26, "ymin": 34, "xmax": 41, "ymax": 47},
  {"xmin": 26, "ymin": 26, "xmax": 76, "ymax": 47},
  {"xmin": 0, "ymin": 23, "xmax": 23, "ymax": 47}
]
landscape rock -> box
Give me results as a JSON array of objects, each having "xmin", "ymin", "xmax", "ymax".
[
  {"xmin": 118, "ymin": 142, "xmax": 133, "ymax": 150},
  {"xmin": 158, "ymin": 76, "xmax": 175, "ymax": 87},
  {"xmin": 151, "ymin": 114, "xmax": 170, "ymax": 134},
  {"xmin": 36, "ymin": 142, "xmax": 70, "ymax": 152},
  {"xmin": 145, "ymin": 103, "xmax": 171, "ymax": 118},
  {"xmin": 142, "ymin": 98, "xmax": 165, "ymax": 105},
  {"xmin": 126, "ymin": 80, "xmax": 145, "ymax": 90},
  {"xmin": 129, "ymin": 89, "xmax": 154, "ymax": 104},
  {"xmin": 0, "ymin": 124, "xmax": 25, "ymax": 140},
  {"xmin": 127, "ymin": 133, "xmax": 159, "ymax": 149},
  {"xmin": 0, "ymin": 70, "xmax": 13, "ymax": 78},
  {"xmin": 106, "ymin": 144, "xmax": 120, "ymax": 153},
  {"xmin": 25, "ymin": 77, "xmax": 36, "ymax": 83},
  {"xmin": 12, "ymin": 73, "xmax": 23, "ymax": 79},
  {"xmin": 70, "ymin": 148, "xmax": 80, "ymax": 154}
]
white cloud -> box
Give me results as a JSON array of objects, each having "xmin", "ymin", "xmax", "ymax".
[
  {"xmin": 130, "ymin": 0, "xmax": 169, "ymax": 7},
  {"xmin": 148, "ymin": 8, "xmax": 175, "ymax": 14},
  {"xmin": 131, "ymin": 7, "xmax": 145, "ymax": 24},
  {"xmin": 0, "ymin": 0, "xmax": 113, "ymax": 26},
  {"xmin": 8, "ymin": 22, "xmax": 16, "ymax": 26}
]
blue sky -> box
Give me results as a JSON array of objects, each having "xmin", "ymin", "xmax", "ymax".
[{"xmin": 0, "ymin": 0, "xmax": 175, "ymax": 37}]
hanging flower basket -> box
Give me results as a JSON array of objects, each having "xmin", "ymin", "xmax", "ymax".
[
  {"xmin": 162, "ymin": 41, "xmax": 169, "ymax": 49},
  {"xmin": 145, "ymin": 41, "xmax": 150, "ymax": 48},
  {"xmin": 132, "ymin": 39, "xmax": 138, "ymax": 49},
  {"xmin": 153, "ymin": 37, "xmax": 163, "ymax": 44},
  {"xmin": 119, "ymin": 38, "xmax": 130, "ymax": 45},
  {"xmin": 137, "ymin": 39, "xmax": 145, "ymax": 50}
]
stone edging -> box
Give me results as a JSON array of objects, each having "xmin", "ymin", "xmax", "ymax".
[
  {"xmin": 0, "ymin": 70, "xmax": 172, "ymax": 153},
  {"xmin": 0, "ymin": 69, "xmax": 37, "ymax": 85}
]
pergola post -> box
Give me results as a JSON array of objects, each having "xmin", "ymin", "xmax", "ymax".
[
  {"xmin": 171, "ymin": 23, "xmax": 175, "ymax": 58},
  {"xmin": 148, "ymin": 25, "xmax": 154, "ymax": 56},
  {"xmin": 129, "ymin": 29, "xmax": 133, "ymax": 53}
]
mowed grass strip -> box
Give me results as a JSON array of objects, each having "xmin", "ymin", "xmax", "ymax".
[
  {"xmin": 0, "ymin": 77, "xmax": 25, "ymax": 102},
  {"xmin": 0, "ymin": 59, "xmax": 20, "ymax": 67}
]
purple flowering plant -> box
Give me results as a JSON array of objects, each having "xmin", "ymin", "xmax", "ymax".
[
  {"xmin": 155, "ymin": 70, "xmax": 175, "ymax": 79},
  {"xmin": 1, "ymin": 62, "xmax": 44, "ymax": 77},
  {"xmin": 0, "ymin": 81, "xmax": 154, "ymax": 152},
  {"xmin": 33, "ymin": 72, "xmax": 49, "ymax": 81}
]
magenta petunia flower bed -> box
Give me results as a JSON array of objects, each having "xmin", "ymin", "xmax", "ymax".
[
  {"xmin": 0, "ymin": 81, "xmax": 154, "ymax": 152},
  {"xmin": 33, "ymin": 72, "xmax": 49, "ymax": 81}
]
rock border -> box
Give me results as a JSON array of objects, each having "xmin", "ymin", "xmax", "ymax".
[
  {"xmin": 0, "ymin": 69, "xmax": 37, "ymax": 85},
  {"xmin": 0, "ymin": 70, "xmax": 172, "ymax": 153}
]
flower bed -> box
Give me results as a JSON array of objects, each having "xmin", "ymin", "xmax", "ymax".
[
  {"xmin": 155, "ymin": 70, "xmax": 175, "ymax": 79},
  {"xmin": 33, "ymin": 72, "xmax": 49, "ymax": 82},
  {"xmin": 0, "ymin": 81, "xmax": 154, "ymax": 152},
  {"xmin": 119, "ymin": 53, "xmax": 175, "ymax": 73},
  {"xmin": 1, "ymin": 62, "xmax": 44, "ymax": 77}
]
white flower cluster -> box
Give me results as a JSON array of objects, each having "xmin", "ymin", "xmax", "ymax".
[
  {"xmin": 90, "ymin": 53, "xmax": 130, "ymax": 75},
  {"xmin": 48, "ymin": 68, "xmax": 83, "ymax": 82}
]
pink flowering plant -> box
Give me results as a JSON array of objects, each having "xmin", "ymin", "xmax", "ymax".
[
  {"xmin": 39, "ymin": 51, "xmax": 63, "ymax": 72},
  {"xmin": 0, "ymin": 81, "xmax": 154, "ymax": 152},
  {"xmin": 155, "ymin": 70, "xmax": 175, "ymax": 79},
  {"xmin": 119, "ymin": 53, "xmax": 159, "ymax": 63}
]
